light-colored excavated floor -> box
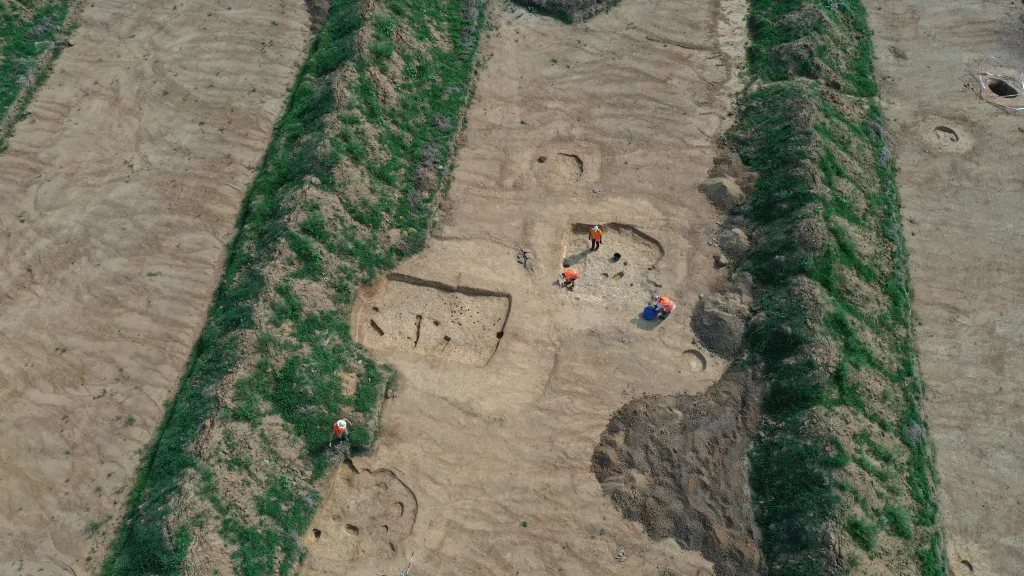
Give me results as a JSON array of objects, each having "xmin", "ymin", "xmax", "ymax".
[
  {"xmin": 0, "ymin": 0, "xmax": 307, "ymax": 571},
  {"xmin": 354, "ymin": 276, "xmax": 511, "ymax": 367},
  {"xmin": 561, "ymin": 224, "xmax": 664, "ymax": 306},
  {"xmin": 867, "ymin": 1, "xmax": 1024, "ymax": 574},
  {"xmin": 300, "ymin": 0, "xmax": 746, "ymax": 572}
]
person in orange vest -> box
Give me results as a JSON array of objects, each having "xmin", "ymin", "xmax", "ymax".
[
  {"xmin": 329, "ymin": 418, "xmax": 349, "ymax": 448},
  {"xmin": 652, "ymin": 294, "xmax": 677, "ymax": 319},
  {"xmin": 588, "ymin": 225, "xmax": 603, "ymax": 251},
  {"xmin": 560, "ymin": 267, "xmax": 580, "ymax": 289}
]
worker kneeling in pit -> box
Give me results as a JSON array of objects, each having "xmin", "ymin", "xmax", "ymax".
[
  {"xmin": 560, "ymin": 267, "xmax": 580, "ymax": 289},
  {"xmin": 652, "ymin": 294, "xmax": 676, "ymax": 319},
  {"xmin": 330, "ymin": 418, "xmax": 349, "ymax": 448}
]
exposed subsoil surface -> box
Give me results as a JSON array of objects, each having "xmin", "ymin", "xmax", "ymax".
[
  {"xmin": 868, "ymin": 1, "xmax": 1024, "ymax": 573},
  {"xmin": 302, "ymin": 464, "xmax": 418, "ymax": 564},
  {"xmin": 300, "ymin": 0, "xmax": 750, "ymax": 573},
  {"xmin": 0, "ymin": 0, "xmax": 308, "ymax": 570},
  {"xmin": 354, "ymin": 274, "xmax": 512, "ymax": 366},
  {"xmin": 562, "ymin": 224, "xmax": 663, "ymax": 306},
  {"xmin": 592, "ymin": 370, "xmax": 764, "ymax": 576}
]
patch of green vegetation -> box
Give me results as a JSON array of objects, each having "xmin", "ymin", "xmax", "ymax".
[
  {"xmin": 102, "ymin": 0, "xmax": 486, "ymax": 574},
  {"xmin": 0, "ymin": 0, "xmax": 76, "ymax": 147},
  {"xmin": 737, "ymin": 0, "xmax": 946, "ymax": 574}
]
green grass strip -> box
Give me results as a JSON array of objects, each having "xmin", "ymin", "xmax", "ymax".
[
  {"xmin": 101, "ymin": 0, "xmax": 486, "ymax": 573},
  {"xmin": 736, "ymin": 0, "xmax": 947, "ymax": 574},
  {"xmin": 0, "ymin": 0, "xmax": 77, "ymax": 148}
]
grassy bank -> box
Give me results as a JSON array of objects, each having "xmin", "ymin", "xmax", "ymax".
[
  {"xmin": 101, "ymin": 0, "xmax": 486, "ymax": 573},
  {"xmin": 0, "ymin": 0, "xmax": 77, "ymax": 147},
  {"xmin": 733, "ymin": 0, "xmax": 947, "ymax": 574}
]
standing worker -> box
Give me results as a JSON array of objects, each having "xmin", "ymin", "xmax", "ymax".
[
  {"xmin": 329, "ymin": 418, "xmax": 349, "ymax": 448},
  {"xmin": 589, "ymin": 225, "xmax": 603, "ymax": 251},
  {"xmin": 652, "ymin": 294, "xmax": 677, "ymax": 319},
  {"xmin": 560, "ymin": 267, "xmax": 580, "ymax": 289}
]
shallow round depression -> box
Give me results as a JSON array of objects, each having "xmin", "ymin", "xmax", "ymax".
[{"xmin": 682, "ymin": 349, "xmax": 707, "ymax": 372}]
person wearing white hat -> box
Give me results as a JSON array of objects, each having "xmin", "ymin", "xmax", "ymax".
[
  {"xmin": 588, "ymin": 225, "xmax": 603, "ymax": 251},
  {"xmin": 329, "ymin": 418, "xmax": 349, "ymax": 448}
]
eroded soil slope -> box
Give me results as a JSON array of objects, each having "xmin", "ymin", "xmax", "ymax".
[
  {"xmin": 299, "ymin": 0, "xmax": 747, "ymax": 573},
  {"xmin": 868, "ymin": 1, "xmax": 1024, "ymax": 573},
  {"xmin": 0, "ymin": 0, "xmax": 307, "ymax": 570}
]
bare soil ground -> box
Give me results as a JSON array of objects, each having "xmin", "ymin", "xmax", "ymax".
[
  {"xmin": 867, "ymin": 1, "xmax": 1024, "ymax": 573},
  {"xmin": 0, "ymin": 0, "xmax": 308, "ymax": 570},
  {"xmin": 299, "ymin": 0, "xmax": 750, "ymax": 573}
]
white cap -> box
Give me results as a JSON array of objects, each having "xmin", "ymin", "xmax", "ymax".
[
  {"xmin": 592, "ymin": 225, "xmax": 599, "ymax": 231},
  {"xmin": 336, "ymin": 419, "xmax": 347, "ymax": 429}
]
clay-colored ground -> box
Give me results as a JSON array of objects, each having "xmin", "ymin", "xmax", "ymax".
[
  {"xmin": 0, "ymin": 0, "xmax": 307, "ymax": 570},
  {"xmin": 301, "ymin": 0, "xmax": 746, "ymax": 573},
  {"xmin": 868, "ymin": 1, "xmax": 1024, "ymax": 574}
]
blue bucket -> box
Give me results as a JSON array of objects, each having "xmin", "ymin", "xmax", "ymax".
[{"xmin": 643, "ymin": 305, "xmax": 658, "ymax": 321}]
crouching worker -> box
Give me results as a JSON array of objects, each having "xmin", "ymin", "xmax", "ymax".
[
  {"xmin": 652, "ymin": 294, "xmax": 676, "ymax": 319},
  {"xmin": 560, "ymin": 267, "xmax": 580, "ymax": 289},
  {"xmin": 329, "ymin": 418, "xmax": 349, "ymax": 448}
]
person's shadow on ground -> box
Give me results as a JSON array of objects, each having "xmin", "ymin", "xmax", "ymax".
[
  {"xmin": 562, "ymin": 249, "xmax": 591, "ymax": 267},
  {"xmin": 632, "ymin": 311, "xmax": 665, "ymax": 331}
]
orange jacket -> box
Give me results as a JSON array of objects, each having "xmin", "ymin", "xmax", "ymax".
[
  {"xmin": 562, "ymin": 268, "xmax": 580, "ymax": 280},
  {"xmin": 588, "ymin": 227, "xmax": 603, "ymax": 241},
  {"xmin": 657, "ymin": 296, "xmax": 676, "ymax": 312},
  {"xmin": 334, "ymin": 420, "xmax": 348, "ymax": 435}
]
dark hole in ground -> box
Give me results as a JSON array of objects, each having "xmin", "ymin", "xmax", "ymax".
[
  {"xmin": 611, "ymin": 252, "xmax": 621, "ymax": 262},
  {"xmin": 988, "ymin": 78, "xmax": 1019, "ymax": 97},
  {"xmin": 496, "ymin": 331, "xmax": 504, "ymax": 339},
  {"xmin": 345, "ymin": 524, "xmax": 359, "ymax": 535},
  {"xmin": 433, "ymin": 319, "xmax": 440, "ymax": 326},
  {"xmin": 443, "ymin": 335, "xmax": 451, "ymax": 342},
  {"xmin": 372, "ymin": 306, "xmax": 379, "ymax": 312},
  {"xmin": 370, "ymin": 319, "xmax": 385, "ymax": 336},
  {"xmin": 934, "ymin": 125, "xmax": 959, "ymax": 142},
  {"xmin": 961, "ymin": 560, "xmax": 974, "ymax": 572},
  {"xmin": 313, "ymin": 528, "xmax": 322, "ymax": 540}
]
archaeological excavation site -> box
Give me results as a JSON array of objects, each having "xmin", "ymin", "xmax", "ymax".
[{"xmin": 1, "ymin": 0, "xmax": 1021, "ymax": 574}]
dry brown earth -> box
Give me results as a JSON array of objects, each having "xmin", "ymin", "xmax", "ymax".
[
  {"xmin": 0, "ymin": 0, "xmax": 308, "ymax": 570},
  {"xmin": 299, "ymin": 0, "xmax": 749, "ymax": 573},
  {"xmin": 867, "ymin": 1, "xmax": 1024, "ymax": 573}
]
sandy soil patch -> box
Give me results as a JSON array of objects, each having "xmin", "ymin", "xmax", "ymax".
[
  {"xmin": 299, "ymin": 0, "xmax": 746, "ymax": 573},
  {"xmin": 868, "ymin": 1, "xmax": 1024, "ymax": 573},
  {"xmin": 354, "ymin": 274, "xmax": 512, "ymax": 367},
  {"xmin": 0, "ymin": 0, "xmax": 308, "ymax": 570}
]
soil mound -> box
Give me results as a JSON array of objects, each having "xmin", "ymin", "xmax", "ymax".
[
  {"xmin": 691, "ymin": 292, "xmax": 750, "ymax": 358},
  {"xmin": 592, "ymin": 371, "xmax": 764, "ymax": 575},
  {"xmin": 699, "ymin": 177, "xmax": 746, "ymax": 213},
  {"xmin": 716, "ymin": 227, "xmax": 750, "ymax": 259}
]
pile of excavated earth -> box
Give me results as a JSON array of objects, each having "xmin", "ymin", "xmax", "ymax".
[{"xmin": 5, "ymin": 0, "xmax": 1023, "ymax": 572}]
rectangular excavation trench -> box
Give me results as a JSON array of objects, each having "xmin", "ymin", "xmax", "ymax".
[{"xmin": 355, "ymin": 273, "xmax": 512, "ymax": 367}]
